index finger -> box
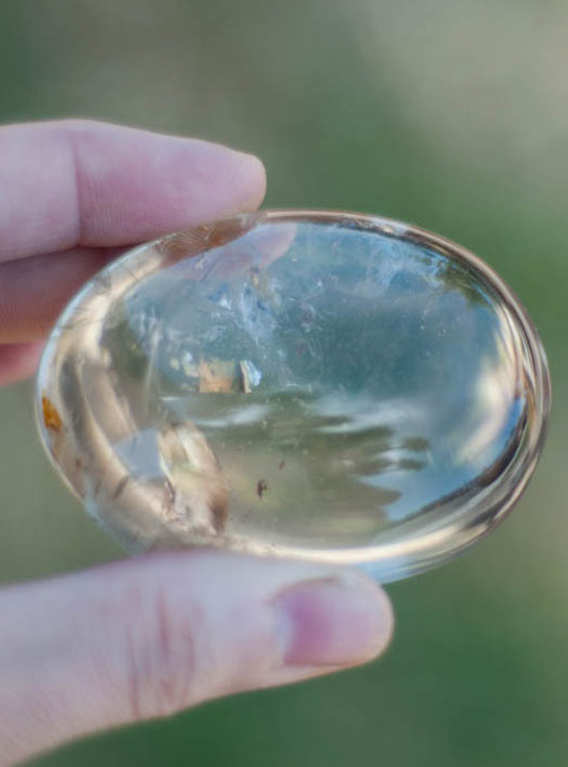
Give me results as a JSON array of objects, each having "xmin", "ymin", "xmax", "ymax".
[{"xmin": 0, "ymin": 120, "xmax": 266, "ymax": 261}]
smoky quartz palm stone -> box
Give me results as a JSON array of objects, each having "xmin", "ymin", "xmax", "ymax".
[{"xmin": 36, "ymin": 211, "xmax": 550, "ymax": 581}]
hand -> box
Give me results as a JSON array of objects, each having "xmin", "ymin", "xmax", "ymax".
[{"xmin": 0, "ymin": 121, "xmax": 394, "ymax": 765}]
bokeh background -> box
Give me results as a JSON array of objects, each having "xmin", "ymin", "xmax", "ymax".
[{"xmin": 1, "ymin": 1, "xmax": 567, "ymax": 764}]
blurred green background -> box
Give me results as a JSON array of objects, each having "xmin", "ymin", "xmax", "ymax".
[{"xmin": 1, "ymin": 0, "xmax": 567, "ymax": 764}]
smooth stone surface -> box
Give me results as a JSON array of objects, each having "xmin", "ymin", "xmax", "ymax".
[{"xmin": 35, "ymin": 211, "xmax": 550, "ymax": 581}]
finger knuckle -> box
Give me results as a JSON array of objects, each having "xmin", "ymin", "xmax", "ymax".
[{"xmin": 124, "ymin": 584, "xmax": 198, "ymax": 720}]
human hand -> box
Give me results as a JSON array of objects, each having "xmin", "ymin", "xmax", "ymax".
[{"xmin": 0, "ymin": 121, "xmax": 394, "ymax": 765}]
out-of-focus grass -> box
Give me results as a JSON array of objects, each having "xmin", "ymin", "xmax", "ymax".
[{"xmin": 1, "ymin": 0, "xmax": 567, "ymax": 764}]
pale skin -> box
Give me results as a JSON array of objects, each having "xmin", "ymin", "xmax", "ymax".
[{"xmin": 0, "ymin": 120, "xmax": 394, "ymax": 765}]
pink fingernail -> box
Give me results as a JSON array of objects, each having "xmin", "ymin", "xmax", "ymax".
[{"xmin": 272, "ymin": 576, "xmax": 393, "ymax": 668}]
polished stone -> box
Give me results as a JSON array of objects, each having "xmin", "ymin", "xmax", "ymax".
[{"xmin": 36, "ymin": 211, "xmax": 550, "ymax": 581}]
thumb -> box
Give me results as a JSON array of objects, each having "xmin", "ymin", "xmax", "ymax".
[{"xmin": 0, "ymin": 551, "xmax": 393, "ymax": 765}]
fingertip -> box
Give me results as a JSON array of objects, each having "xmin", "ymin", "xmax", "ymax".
[
  {"xmin": 193, "ymin": 142, "xmax": 266, "ymax": 220},
  {"xmin": 346, "ymin": 569, "xmax": 395, "ymax": 658},
  {"xmin": 366, "ymin": 579, "xmax": 395, "ymax": 660},
  {"xmin": 272, "ymin": 570, "xmax": 394, "ymax": 669},
  {"xmin": 0, "ymin": 341, "xmax": 44, "ymax": 386},
  {"xmin": 75, "ymin": 131, "xmax": 268, "ymax": 243},
  {"xmin": 234, "ymin": 151, "xmax": 267, "ymax": 211}
]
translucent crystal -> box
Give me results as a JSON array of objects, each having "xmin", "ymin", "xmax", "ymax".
[{"xmin": 35, "ymin": 211, "xmax": 550, "ymax": 581}]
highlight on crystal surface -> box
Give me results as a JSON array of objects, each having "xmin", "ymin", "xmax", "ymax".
[{"xmin": 35, "ymin": 210, "xmax": 550, "ymax": 581}]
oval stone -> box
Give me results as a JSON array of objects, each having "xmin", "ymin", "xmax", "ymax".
[{"xmin": 36, "ymin": 211, "xmax": 550, "ymax": 581}]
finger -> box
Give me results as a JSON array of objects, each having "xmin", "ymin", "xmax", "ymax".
[
  {"xmin": 0, "ymin": 341, "xmax": 45, "ymax": 386},
  {"xmin": 0, "ymin": 221, "xmax": 299, "ymax": 350},
  {"xmin": 0, "ymin": 551, "xmax": 393, "ymax": 765},
  {"xmin": 0, "ymin": 222, "xmax": 299, "ymax": 345},
  {"xmin": 0, "ymin": 246, "xmax": 124, "ymax": 344},
  {"xmin": 0, "ymin": 120, "xmax": 266, "ymax": 261}
]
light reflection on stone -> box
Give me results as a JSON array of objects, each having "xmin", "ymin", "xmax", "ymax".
[{"xmin": 35, "ymin": 211, "xmax": 550, "ymax": 581}]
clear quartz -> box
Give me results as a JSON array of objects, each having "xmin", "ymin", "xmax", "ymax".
[{"xmin": 36, "ymin": 211, "xmax": 550, "ymax": 581}]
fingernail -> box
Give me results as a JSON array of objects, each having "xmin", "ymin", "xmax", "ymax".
[{"xmin": 272, "ymin": 575, "xmax": 393, "ymax": 667}]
